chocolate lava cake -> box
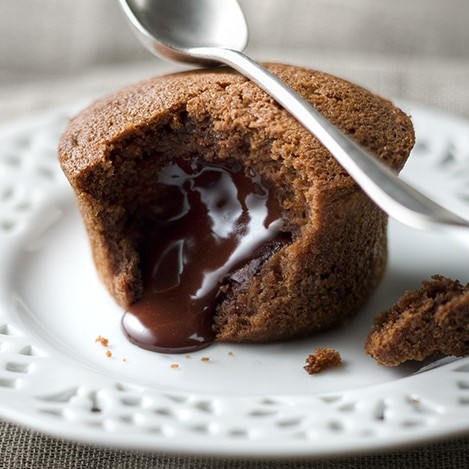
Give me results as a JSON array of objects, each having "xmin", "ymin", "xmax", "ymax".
[{"xmin": 58, "ymin": 63, "xmax": 414, "ymax": 352}]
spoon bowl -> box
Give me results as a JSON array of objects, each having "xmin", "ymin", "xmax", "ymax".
[
  {"xmin": 119, "ymin": 0, "xmax": 469, "ymax": 241},
  {"xmin": 121, "ymin": 0, "xmax": 248, "ymax": 64}
]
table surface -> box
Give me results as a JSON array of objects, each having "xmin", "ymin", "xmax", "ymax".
[{"xmin": 1, "ymin": 1, "xmax": 469, "ymax": 467}]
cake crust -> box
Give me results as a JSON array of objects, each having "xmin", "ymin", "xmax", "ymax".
[{"xmin": 59, "ymin": 63, "xmax": 415, "ymax": 344}]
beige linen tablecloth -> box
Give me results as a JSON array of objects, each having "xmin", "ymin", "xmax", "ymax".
[
  {"xmin": 1, "ymin": 1, "xmax": 469, "ymax": 467},
  {"xmin": 0, "ymin": 418, "xmax": 468, "ymax": 469}
]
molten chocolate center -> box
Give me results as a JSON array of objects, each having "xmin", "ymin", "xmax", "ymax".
[{"xmin": 122, "ymin": 157, "xmax": 284, "ymax": 353}]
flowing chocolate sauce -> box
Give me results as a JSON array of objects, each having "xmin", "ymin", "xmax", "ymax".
[{"xmin": 122, "ymin": 157, "xmax": 284, "ymax": 353}]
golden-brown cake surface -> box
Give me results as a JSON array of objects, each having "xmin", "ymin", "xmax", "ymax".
[{"xmin": 59, "ymin": 63, "xmax": 415, "ymax": 350}]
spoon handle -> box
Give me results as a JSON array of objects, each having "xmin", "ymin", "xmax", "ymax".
[{"xmin": 189, "ymin": 47, "xmax": 469, "ymax": 232}]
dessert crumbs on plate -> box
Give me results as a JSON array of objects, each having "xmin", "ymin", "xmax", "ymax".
[
  {"xmin": 200, "ymin": 357, "xmax": 210, "ymax": 363},
  {"xmin": 304, "ymin": 347, "xmax": 342, "ymax": 375},
  {"xmin": 105, "ymin": 349, "xmax": 113, "ymax": 358},
  {"xmin": 95, "ymin": 335, "xmax": 109, "ymax": 347},
  {"xmin": 170, "ymin": 363, "xmax": 180, "ymax": 369}
]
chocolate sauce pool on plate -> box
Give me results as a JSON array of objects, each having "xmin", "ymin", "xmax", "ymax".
[{"xmin": 122, "ymin": 157, "xmax": 283, "ymax": 353}]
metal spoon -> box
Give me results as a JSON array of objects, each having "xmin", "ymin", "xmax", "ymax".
[{"xmin": 119, "ymin": 0, "xmax": 469, "ymax": 236}]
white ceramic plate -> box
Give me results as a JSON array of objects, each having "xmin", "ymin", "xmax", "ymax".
[{"xmin": 0, "ymin": 102, "xmax": 468, "ymax": 458}]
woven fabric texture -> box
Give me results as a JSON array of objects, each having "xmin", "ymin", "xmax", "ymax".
[{"xmin": 0, "ymin": 420, "xmax": 468, "ymax": 469}]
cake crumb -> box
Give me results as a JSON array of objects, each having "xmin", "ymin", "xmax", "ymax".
[
  {"xmin": 304, "ymin": 347, "xmax": 342, "ymax": 375},
  {"xmin": 122, "ymin": 357, "xmax": 127, "ymax": 364},
  {"xmin": 365, "ymin": 275, "xmax": 469, "ymax": 366},
  {"xmin": 185, "ymin": 354, "xmax": 191, "ymax": 360},
  {"xmin": 95, "ymin": 335, "xmax": 109, "ymax": 347},
  {"xmin": 200, "ymin": 357, "xmax": 210, "ymax": 363},
  {"xmin": 170, "ymin": 363, "xmax": 180, "ymax": 369},
  {"xmin": 227, "ymin": 351, "xmax": 234, "ymax": 357},
  {"xmin": 105, "ymin": 349, "xmax": 113, "ymax": 358}
]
